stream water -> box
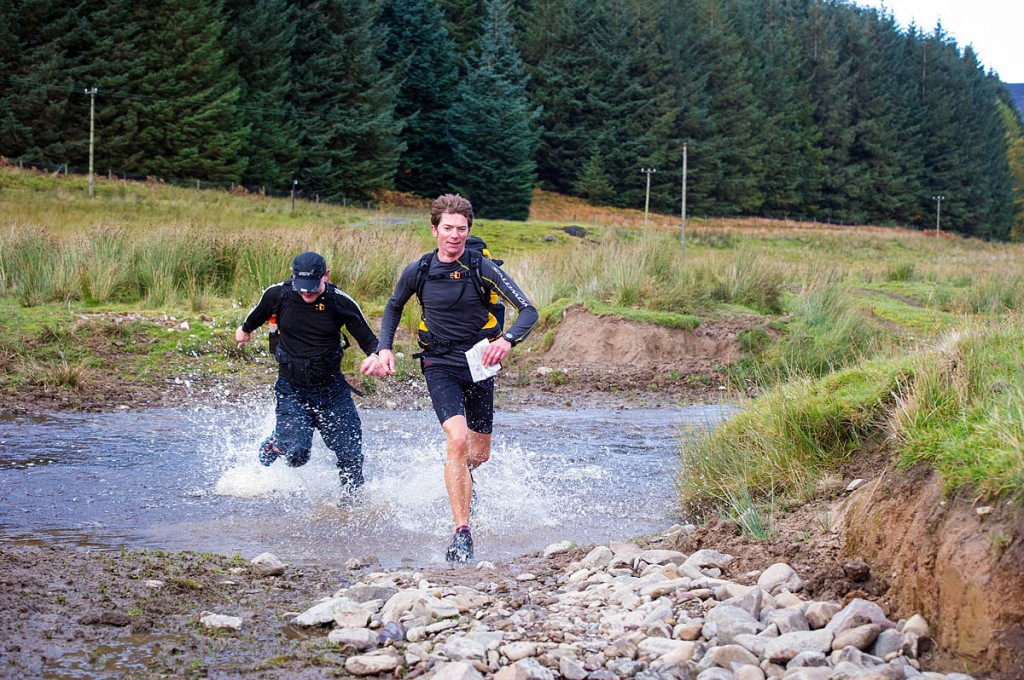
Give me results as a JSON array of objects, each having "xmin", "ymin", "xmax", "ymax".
[{"xmin": 0, "ymin": 403, "xmax": 731, "ymax": 567}]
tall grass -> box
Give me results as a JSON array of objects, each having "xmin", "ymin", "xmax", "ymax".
[
  {"xmin": 892, "ymin": 318, "xmax": 1024, "ymax": 501},
  {"xmin": 681, "ymin": 316, "xmax": 1024, "ymax": 521}
]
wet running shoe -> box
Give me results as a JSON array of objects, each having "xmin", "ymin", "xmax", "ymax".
[
  {"xmin": 445, "ymin": 527, "xmax": 474, "ymax": 564},
  {"xmin": 258, "ymin": 433, "xmax": 281, "ymax": 466}
]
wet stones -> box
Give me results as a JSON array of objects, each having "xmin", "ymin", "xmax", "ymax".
[{"xmin": 277, "ymin": 535, "xmax": 973, "ymax": 679}]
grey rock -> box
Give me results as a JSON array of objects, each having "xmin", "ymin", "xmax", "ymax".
[
  {"xmin": 607, "ymin": 658, "xmax": 647, "ymax": 677},
  {"xmin": 757, "ymin": 563, "xmax": 802, "ymax": 595},
  {"xmin": 377, "ymin": 621, "xmax": 406, "ymax": 644},
  {"xmin": 444, "ymin": 635, "xmax": 488, "ymax": 662},
  {"xmin": 199, "ymin": 613, "xmax": 242, "ymax": 631},
  {"xmin": 345, "ymin": 582, "xmax": 399, "ymax": 604},
  {"xmin": 732, "ymin": 633, "xmax": 767, "ymax": 658},
  {"xmin": 780, "ymin": 669, "xmax": 831, "ymax": 680},
  {"xmin": 709, "ymin": 643, "xmax": 759, "ymax": 668},
  {"xmin": 292, "ymin": 596, "xmax": 358, "ymax": 627},
  {"xmin": 825, "ymin": 598, "xmax": 895, "ymax": 636},
  {"xmin": 581, "ymin": 545, "xmax": 615, "ymax": 569},
  {"xmin": 250, "ymin": 552, "xmax": 286, "ymax": 576},
  {"xmin": 430, "ymin": 661, "xmax": 486, "ymax": 680},
  {"xmin": 706, "ymin": 605, "xmax": 764, "ymax": 644},
  {"xmin": 804, "ymin": 602, "xmax": 841, "ymax": 630},
  {"xmin": 786, "ymin": 651, "xmax": 827, "ymax": 667},
  {"xmin": 543, "ymin": 540, "xmax": 573, "ymax": 558},
  {"xmin": 723, "ymin": 588, "xmax": 765, "ymax": 619},
  {"xmin": 638, "ymin": 549, "xmax": 688, "ymax": 566},
  {"xmin": 500, "ymin": 641, "xmax": 538, "ymax": 661},
  {"xmin": 559, "ymin": 656, "xmax": 588, "ymax": 680},
  {"xmin": 762, "ymin": 630, "xmax": 834, "ymax": 663},
  {"xmin": 494, "ymin": 657, "xmax": 557, "ymax": 679},
  {"xmin": 344, "ymin": 651, "xmax": 400, "ymax": 676},
  {"xmin": 329, "ymin": 627, "xmax": 378, "ymax": 650},
  {"xmin": 696, "ymin": 668, "xmax": 734, "ymax": 680},
  {"xmin": 902, "ymin": 614, "xmax": 929, "ymax": 638},
  {"xmin": 765, "ymin": 607, "xmax": 808, "ymax": 634},
  {"xmin": 871, "ymin": 629, "xmax": 902, "ymax": 658},
  {"xmin": 733, "ymin": 665, "xmax": 766, "ymax": 680},
  {"xmin": 832, "ymin": 623, "xmax": 881, "ymax": 651}
]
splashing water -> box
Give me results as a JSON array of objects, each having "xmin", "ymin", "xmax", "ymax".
[{"xmin": 0, "ymin": 402, "xmax": 732, "ymax": 566}]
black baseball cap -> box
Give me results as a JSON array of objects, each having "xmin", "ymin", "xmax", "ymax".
[{"xmin": 291, "ymin": 252, "xmax": 327, "ymax": 293}]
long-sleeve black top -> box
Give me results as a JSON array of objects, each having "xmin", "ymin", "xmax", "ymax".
[
  {"xmin": 378, "ymin": 252, "xmax": 538, "ymax": 368},
  {"xmin": 241, "ymin": 281, "xmax": 378, "ymax": 360}
]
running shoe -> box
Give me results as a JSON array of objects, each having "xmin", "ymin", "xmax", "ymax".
[
  {"xmin": 258, "ymin": 433, "xmax": 281, "ymax": 466},
  {"xmin": 445, "ymin": 527, "xmax": 474, "ymax": 564}
]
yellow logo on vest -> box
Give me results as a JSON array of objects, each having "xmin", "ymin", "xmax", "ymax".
[{"xmin": 449, "ymin": 271, "xmax": 462, "ymax": 280}]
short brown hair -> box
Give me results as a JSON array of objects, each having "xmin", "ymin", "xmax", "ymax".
[{"xmin": 430, "ymin": 193, "xmax": 474, "ymax": 229}]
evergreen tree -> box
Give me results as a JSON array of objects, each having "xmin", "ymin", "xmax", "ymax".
[
  {"xmin": 224, "ymin": 0, "xmax": 301, "ymax": 189},
  {"xmin": 0, "ymin": 0, "xmax": 85, "ymax": 164},
  {"xmin": 378, "ymin": 0, "xmax": 459, "ymax": 197},
  {"xmin": 80, "ymin": 0, "xmax": 247, "ymax": 182},
  {"xmin": 730, "ymin": 0, "xmax": 821, "ymax": 218},
  {"xmin": 290, "ymin": 0, "xmax": 403, "ymax": 201},
  {"xmin": 448, "ymin": 0, "xmax": 539, "ymax": 219},
  {"xmin": 521, "ymin": 0, "xmax": 597, "ymax": 195},
  {"xmin": 677, "ymin": 0, "xmax": 763, "ymax": 216},
  {"xmin": 436, "ymin": 0, "xmax": 486, "ymax": 55}
]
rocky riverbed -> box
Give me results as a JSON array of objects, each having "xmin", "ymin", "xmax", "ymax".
[{"xmin": 0, "ymin": 523, "xmax": 977, "ymax": 679}]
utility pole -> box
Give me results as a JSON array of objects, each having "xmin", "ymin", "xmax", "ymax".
[
  {"xmin": 932, "ymin": 195, "xmax": 944, "ymax": 238},
  {"xmin": 640, "ymin": 167, "xmax": 656, "ymax": 228},
  {"xmin": 85, "ymin": 87, "xmax": 98, "ymax": 198},
  {"xmin": 680, "ymin": 144, "xmax": 688, "ymax": 259}
]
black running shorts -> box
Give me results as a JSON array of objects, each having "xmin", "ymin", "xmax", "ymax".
[{"xmin": 423, "ymin": 364, "xmax": 494, "ymax": 434}]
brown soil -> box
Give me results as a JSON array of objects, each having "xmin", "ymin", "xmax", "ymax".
[
  {"xmin": 842, "ymin": 466, "xmax": 1024, "ymax": 677},
  {"xmin": 2, "ymin": 308, "xmax": 1021, "ymax": 678}
]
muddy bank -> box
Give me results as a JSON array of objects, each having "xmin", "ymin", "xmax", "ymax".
[{"xmin": 843, "ymin": 468, "xmax": 1024, "ymax": 677}]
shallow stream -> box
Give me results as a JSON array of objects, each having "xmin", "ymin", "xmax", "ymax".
[{"xmin": 0, "ymin": 403, "xmax": 730, "ymax": 567}]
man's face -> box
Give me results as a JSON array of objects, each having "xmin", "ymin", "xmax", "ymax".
[
  {"xmin": 431, "ymin": 212, "xmax": 470, "ymax": 260},
  {"xmin": 298, "ymin": 274, "xmax": 328, "ymax": 303}
]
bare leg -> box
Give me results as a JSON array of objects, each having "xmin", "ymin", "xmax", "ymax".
[
  {"xmin": 443, "ymin": 415, "xmax": 494, "ymax": 528},
  {"xmin": 467, "ymin": 430, "xmax": 492, "ymax": 471}
]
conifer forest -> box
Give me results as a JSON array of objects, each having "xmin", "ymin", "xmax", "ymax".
[{"xmin": 2, "ymin": 0, "xmax": 1022, "ymax": 237}]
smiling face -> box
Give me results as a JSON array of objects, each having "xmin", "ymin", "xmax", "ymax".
[{"xmin": 431, "ymin": 212, "xmax": 470, "ymax": 262}]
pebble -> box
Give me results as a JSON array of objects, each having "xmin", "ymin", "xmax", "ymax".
[{"xmin": 252, "ymin": 531, "xmax": 973, "ymax": 680}]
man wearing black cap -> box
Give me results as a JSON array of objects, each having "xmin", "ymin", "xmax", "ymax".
[{"xmin": 235, "ymin": 252, "xmax": 381, "ymax": 493}]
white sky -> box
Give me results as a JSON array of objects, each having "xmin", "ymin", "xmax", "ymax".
[{"xmin": 853, "ymin": 0, "xmax": 1024, "ymax": 83}]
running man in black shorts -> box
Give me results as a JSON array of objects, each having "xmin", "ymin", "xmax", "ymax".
[{"xmin": 373, "ymin": 193, "xmax": 538, "ymax": 563}]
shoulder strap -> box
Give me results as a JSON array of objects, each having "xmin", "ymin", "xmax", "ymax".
[
  {"xmin": 275, "ymin": 279, "xmax": 293, "ymax": 318},
  {"xmin": 414, "ymin": 250, "xmax": 436, "ymax": 304},
  {"xmin": 464, "ymin": 248, "xmax": 490, "ymax": 304}
]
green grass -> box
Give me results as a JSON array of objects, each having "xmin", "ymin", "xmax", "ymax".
[
  {"xmin": 6, "ymin": 165, "xmax": 1024, "ymax": 510},
  {"xmin": 681, "ymin": 316, "xmax": 1024, "ymax": 520}
]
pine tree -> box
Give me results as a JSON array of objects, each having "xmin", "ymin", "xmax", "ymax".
[
  {"xmin": 436, "ymin": 0, "xmax": 486, "ymax": 55},
  {"xmin": 290, "ymin": 0, "xmax": 403, "ymax": 201},
  {"xmin": 378, "ymin": 0, "xmax": 459, "ymax": 198},
  {"xmin": 447, "ymin": 0, "xmax": 539, "ymax": 220},
  {"xmin": 80, "ymin": 0, "xmax": 247, "ymax": 182},
  {"xmin": 224, "ymin": 0, "xmax": 301, "ymax": 190},
  {"xmin": 0, "ymin": 0, "xmax": 85, "ymax": 165}
]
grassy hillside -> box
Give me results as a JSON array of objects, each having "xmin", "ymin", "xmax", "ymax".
[{"xmin": 3, "ymin": 165, "xmax": 1024, "ymax": 512}]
